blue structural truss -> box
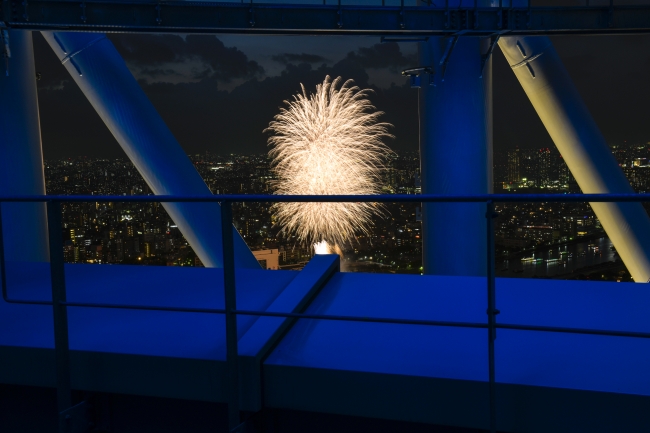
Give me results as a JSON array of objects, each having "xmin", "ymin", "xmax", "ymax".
[{"xmin": 4, "ymin": 1, "xmax": 650, "ymax": 35}]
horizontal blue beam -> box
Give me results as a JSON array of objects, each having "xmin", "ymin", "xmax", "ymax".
[
  {"xmin": 6, "ymin": 2, "xmax": 650, "ymax": 35},
  {"xmin": 0, "ymin": 193, "xmax": 650, "ymax": 203},
  {"xmin": 7, "ymin": 281, "xmax": 650, "ymax": 340}
]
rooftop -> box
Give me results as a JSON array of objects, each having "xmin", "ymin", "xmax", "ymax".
[{"xmin": 2, "ymin": 254, "xmax": 649, "ymax": 432}]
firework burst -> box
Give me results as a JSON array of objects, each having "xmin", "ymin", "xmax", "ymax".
[{"xmin": 266, "ymin": 76, "xmax": 393, "ymax": 253}]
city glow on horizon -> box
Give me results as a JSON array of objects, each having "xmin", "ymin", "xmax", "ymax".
[{"xmin": 266, "ymin": 75, "xmax": 393, "ymax": 254}]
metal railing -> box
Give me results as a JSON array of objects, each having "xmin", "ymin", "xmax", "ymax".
[{"xmin": 2, "ymin": 193, "xmax": 650, "ymax": 433}]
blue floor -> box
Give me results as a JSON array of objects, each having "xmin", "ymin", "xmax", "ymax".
[
  {"xmin": 267, "ymin": 272, "xmax": 650, "ymax": 396},
  {"xmin": 2, "ymin": 263, "xmax": 650, "ymax": 396},
  {"xmin": 0, "ymin": 262, "xmax": 296, "ymax": 359}
]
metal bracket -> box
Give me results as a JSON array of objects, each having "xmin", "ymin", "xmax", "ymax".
[
  {"xmin": 80, "ymin": 1, "xmax": 86, "ymax": 24},
  {"xmin": 401, "ymin": 66, "xmax": 434, "ymax": 88},
  {"xmin": 155, "ymin": 3, "xmax": 161, "ymax": 25},
  {"xmin": 1, "ymin": 26, "xmax": 9, "ymax": 77},
  {"xmin": 444, "ymin": 0, "xmax": 450, "ymax": 29},
  {"xmin": 480, "ymin": 33, "xmax": 502, "ymax": 78},
  {"xmin": 249, "ymin": 0, "xmax": 255, "ymax": 27},
  {"xmin": 59, "ymin": 401, "xmax": 91, "ymax": 433},
  {"xmin": 337, "ymin": 0, "xmax": 342, "ymax": 28},
  {"xmin": 497, "ymin": 0, "xmax": 503, "ymax": 29},
  {"xmin": 439, "ymin": 35, "xmax": 458, "ymax": 82},
  {"xmin": 399, "ymin": 0, "xmax": 405, "ymax": 29},
  {"xmin": 608, "ymin": 0, "xmax": 613, "ymax": 28},
  {"xmin": 510, "ymin": 50, "xmax": 542, "ymax": 79},
  {"xmin": 487, "ymin": 308, "xmax": 500, "ymax": 341},
  {"xmin": 22, "ymin": 0, "xmax": 28, "ymax": 21}
]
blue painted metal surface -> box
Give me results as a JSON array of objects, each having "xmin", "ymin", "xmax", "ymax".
[
  {"xmin": 266, "ymin": 272, "xmax": 650, "ymax": 396},
  {"xmin": 419, "ymin": 36, "xmax": 491, "ymax": 276},
  {"xmin": 2, "ymin": 257, "xmax": 650, "ymax": 431},
  {"xmin": 238, "ymin": 254, "xmax": 339, "ymax": 411},
  {"xmin": 7, "ymin": 1, "xmax": 650, "ymax": 36},
  {"xmin": 2, "ymin": 193, "xmax": 650, "ymax": 431},
  {"xmin": 0, "ymin": 263, "xmax": 296, "ymax": 357},
  {"xmin": 0, "ymin": 31, "xmax": 49, "ymax": 263},
  {"xmin": 266, "ymin": 272, "xmax": 489, "ymax": 380},
  {"xmin": 238, "ymin": 254, "xmax": 340, "ymax": 358},
  {"xmin": 40, "ymin": 31, "xmax": 259, "ymax": 269},
  {"xmin": 5, "ymin": 264, "xmax": 649, "ymax": 397}
]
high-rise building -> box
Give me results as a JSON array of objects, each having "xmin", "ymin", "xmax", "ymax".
[
  {"xmin": 507, "ymin": 147, "xmax": 520, "ymax": 183},
  {"xmin": 538, "ymin": 148, "xmax": 552, "ymax": 187}
]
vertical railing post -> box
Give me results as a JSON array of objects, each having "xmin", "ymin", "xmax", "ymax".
[
  {"xmin": 221, "ymin": 200, "xmax": 240, "ymax": 432},
  {"xmin": 47, "ymin": 200, "xmax": 73, "ymax": 432},
  {"xmin": 0, "ymin": 204, "xmax": 8, "ymax": 299},
  {"xmin": 486, "ymin": 200, "xmax": 498, "ymax": 433}
]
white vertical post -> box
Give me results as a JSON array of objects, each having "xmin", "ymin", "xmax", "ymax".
[
  {"xmin": 499, "ymin": 36, "xmax": 650, "ymax": 282},
  {"xmin": 0, "ymin": 30, "xmax": 49, "ymax": 263}
]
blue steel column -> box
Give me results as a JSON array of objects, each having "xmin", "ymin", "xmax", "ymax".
[
  {"xmin": 41, "ymin": 32, "xmax": 259, "ymax": 269},
  {"xmin": 0, "ymin": 30, "xmax": 49, "ymax": 263},
  {"xmin": 499, "ymin": 36, "xmax": 650, "ymax": 283},
  {"xmin": 418, "ymin": 37, "xmax": 492, "ymax": 276}
]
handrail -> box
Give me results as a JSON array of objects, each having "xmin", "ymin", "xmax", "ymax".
[
  {"xmin": 1, "ymin": 192, "xmax": 648, "ymax": 433},
  {"xmin": 0, "ymin": 192, "xmax": 649, "ymax": 202}
]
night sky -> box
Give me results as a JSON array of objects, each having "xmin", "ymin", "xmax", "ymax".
[{"xmin": 32, "ymin": 31, "xmax": 650, "ymax": 159}]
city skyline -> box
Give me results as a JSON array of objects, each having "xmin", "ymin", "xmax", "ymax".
[
  {"xmin": 43, "ymin": 152, "xmax": 422, "ymax": 273},
  {"xmin": 42, "ymin": 141, "xmax": 647, "ymax": 281}
]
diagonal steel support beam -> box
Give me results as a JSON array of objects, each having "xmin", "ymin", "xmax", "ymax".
[
  {"xmin": 499, "ymin": 35, "xmax": 650, "ymax": 283},
  {"xmin": 41, "ymin": 31, "xmax": 260, "ymax": 269}
]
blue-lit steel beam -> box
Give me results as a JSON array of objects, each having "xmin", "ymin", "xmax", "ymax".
[
  {"xmin": 418, "ymin": 36, "xmax": 492, "ymax": 277},
  {"xmin": 0, "ymin": 30, "xmax": 49, "ymax": 263},
  {"xmin": 6, "ymin": 2, "xmax": 650, "ymax": 35},
  {"xmin": 41, "ymin": 31, "xmax": 260, "ymax": 269},
  {"xmin": 499, "ymin": 36, "xmax": 650, "ymax": 283}
]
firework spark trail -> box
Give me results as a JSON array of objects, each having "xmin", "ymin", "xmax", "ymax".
[{"xmin": 266, "ymin": 76, "xmax": 393, "ymax": 253}]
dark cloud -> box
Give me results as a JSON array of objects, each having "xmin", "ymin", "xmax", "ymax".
[
  {"xmin": 272, "ymin": 53, "xmax": 328, "ymax": 65},
  {"xmin": 32, "ymin": 32, "xmax": 120, "ymax": 159},
  {"xmin": 139, "ymin": 68, "xmax": 179, "ymax": 78},
  {"xmin": 33, "ymin": 30, "xmax": 418, "ymax": 159},
  {"xmin": 344, "ymin": 42, "xmax": 417, "ymax": 72},
  {"xmin": 33, "ymin": 33, "xmax": 72, "ymax": 93},
  {"xmin": 33, "ymin": 31, "xmax": 650, "ymax": 160},
  {"xmin": 109, "ymin": 34, "xmax": 179, "ymax": 65},
  {"xmin": 108, "ymin": 34, "xmax": 264, "ymax": 82},
  {"xmin": 137, "ymin": 60, "xmax": 416, "ymax": 157}
]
